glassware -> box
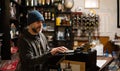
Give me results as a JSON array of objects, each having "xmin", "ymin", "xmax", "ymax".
[{"xmin": 64, "ymin": 0, "xmax": 74, "ymax": 12}]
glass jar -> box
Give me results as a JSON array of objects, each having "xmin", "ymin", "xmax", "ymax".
[{"xmin": 64, "ymin": 0, "xmax": 74, "ymax": 11}]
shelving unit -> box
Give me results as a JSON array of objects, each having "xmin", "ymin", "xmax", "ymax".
[
  {"xmin": 71, "ymin": 12, "xmax": 99, "ymax": 48},
  {"xmin": 0, "ymin": 0, "xmax": 100, "ymax": 59},
  {"xmin": 55, "ymin": 11, "xmax": 73, "ymax": 49},
  {"xmin": 0, "ymin": 0, "xmax": 23, "ymax": 60},
  {"xmin": 18, "ymin": 0, "xmax": 57, "ymax": 48},
  {"xmin": 17, "ymin": 0, "xmax": 75, "ymax": 49},
  {"xmin": 9, "ymin": 0, "xmax": 22, "ymax": 49},
  {"xmin": 0, "ymin": 0, "xmax": 11, "ymax": 60}
]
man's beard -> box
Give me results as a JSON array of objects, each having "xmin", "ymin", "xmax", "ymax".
[{"xmin": 32, "ymin": 27, "xmax": 41, "ymax": 34}]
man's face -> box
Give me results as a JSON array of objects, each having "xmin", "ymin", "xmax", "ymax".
[{"xmin": 30, "ymin": 21, "xmax": 43, "ymax": 34}]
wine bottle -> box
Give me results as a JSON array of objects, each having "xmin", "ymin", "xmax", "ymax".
[
  {"xmin": 41, "ymin": 0, "xmax": 45, "ymax": 5},
  {"xmin": 48, "ymin": 11, "xmax": 51, "ymax": 20},
  {"xmin": 46, "ymin": 0, "xmax": 51, "ymax": 6},
  {"xmin": 44, "ymin": 11, "xmax": 48, "ymax": 20},
  {"xmin": 26, "ymin": 0, "xmax": 29, "ymax": 6},
  {"xmin": 38, "ymin": 0, "xmax": 42, "ymax": 6},
  {"xmin": 51, "ymin": 13, "xmax": 55, "ymax": 21},
  {"xmin": 51, "ymin": 0, "xmax": 54, "ymax": 5},
  {"xmin": 33, "ymin": 0, "xmax": 38, "ymax": 6},
  {"xmin": 31, "ymin": 0, "xmax": 34, "ymax": 6},
  {"xmin": 64, "ymin": 27, "xmax": 71, "ymax": 40}
]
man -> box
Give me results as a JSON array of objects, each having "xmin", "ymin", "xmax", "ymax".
[{"xmin": 18, "ymin": 10, "xmax": 68, "ymax": 71}]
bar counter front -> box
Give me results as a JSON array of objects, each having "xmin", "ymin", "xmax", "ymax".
[{"xmin": 47, "ymin": 47, "xmax": 97, "ymax": 71}]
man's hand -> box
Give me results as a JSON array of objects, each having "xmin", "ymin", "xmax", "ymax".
[{"xmin": 50, "ymin": 46, "xmax": 68, "ymax": 55}]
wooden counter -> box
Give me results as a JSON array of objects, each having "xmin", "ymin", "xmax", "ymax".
[{"xmin": 97, "ymin": 56, "xmax": 114, "ymax": 71}]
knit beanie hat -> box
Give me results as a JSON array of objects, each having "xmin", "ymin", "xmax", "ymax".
[{"xmin": 27, "ymin": 10, "xmax": 44, "ymax": 25}]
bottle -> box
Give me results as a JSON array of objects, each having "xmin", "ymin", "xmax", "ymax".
[
  {"xmin": 104, "ymin": 49, "xmax": 109, "ymax": 57},
  {"xmin": 64, "ymin": 27, "xmax": 71, "ymax": 40},
  {"xmin": 82, "ymin": 16, "xmax": 86, "ymax": 23},
  {"xmin": 33, "ymin": 0, "xmax": 38, "ymax": 6},
  {"xmin": 38, "ymin": 0, "xmax": 42, "ymax": 6},
  {"xmin": 45, "ymin": 0, "xmax": 51, "ymax": 6},
  {"xmin": 112, "ymin": 51, "xmax": 117, "ymax": 59},
  {"xmin": 63, "ymin": 62, "xmax": 72, "ymax": 71},
  {"xmin": 51, "ymin": 13, "xmax": 55, "ymax": 21},
  {"xmin": 56, "ymin": 17, "xmax": 61, "ymax": 26},
  {"xmin": 26, "ymin": 0, "xmax": 29, "ymax": 6},
  {"xmin": 44, "ymin": 11, "xmax": 48, "ymax": 20},
  {"xmin": 48, "ymin": 11, "xmax": 51, "ymax": 20},
  {"xmin": 31, "ymin": 0, "xmax": 34, "ymax": 6},
  {"xmin": 68, "ymin": 62, "xmax": 72, "ymax": 70},
  {"xmin": 41, "ymin": 0, "xmax": 45, "ymax": 5},
  {"xmin": 51, "ymin": 0, "xmax": 54, "ymax": 5},
  {"xmin": 57, "ymin": 31, "xmax": 61, "ymax": 40},
  {"xmin": 114, "ymin": 33, "xmax": 118, "ymax": 40}
]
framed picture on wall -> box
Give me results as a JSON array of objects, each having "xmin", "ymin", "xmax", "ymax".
[
  {"xmin": 117, "ymin": 0, "xmax": 120, "ymax": 28},
  {"xmin": 85, "ymin": 0, "xmax": 99, "ymax": 8}
]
